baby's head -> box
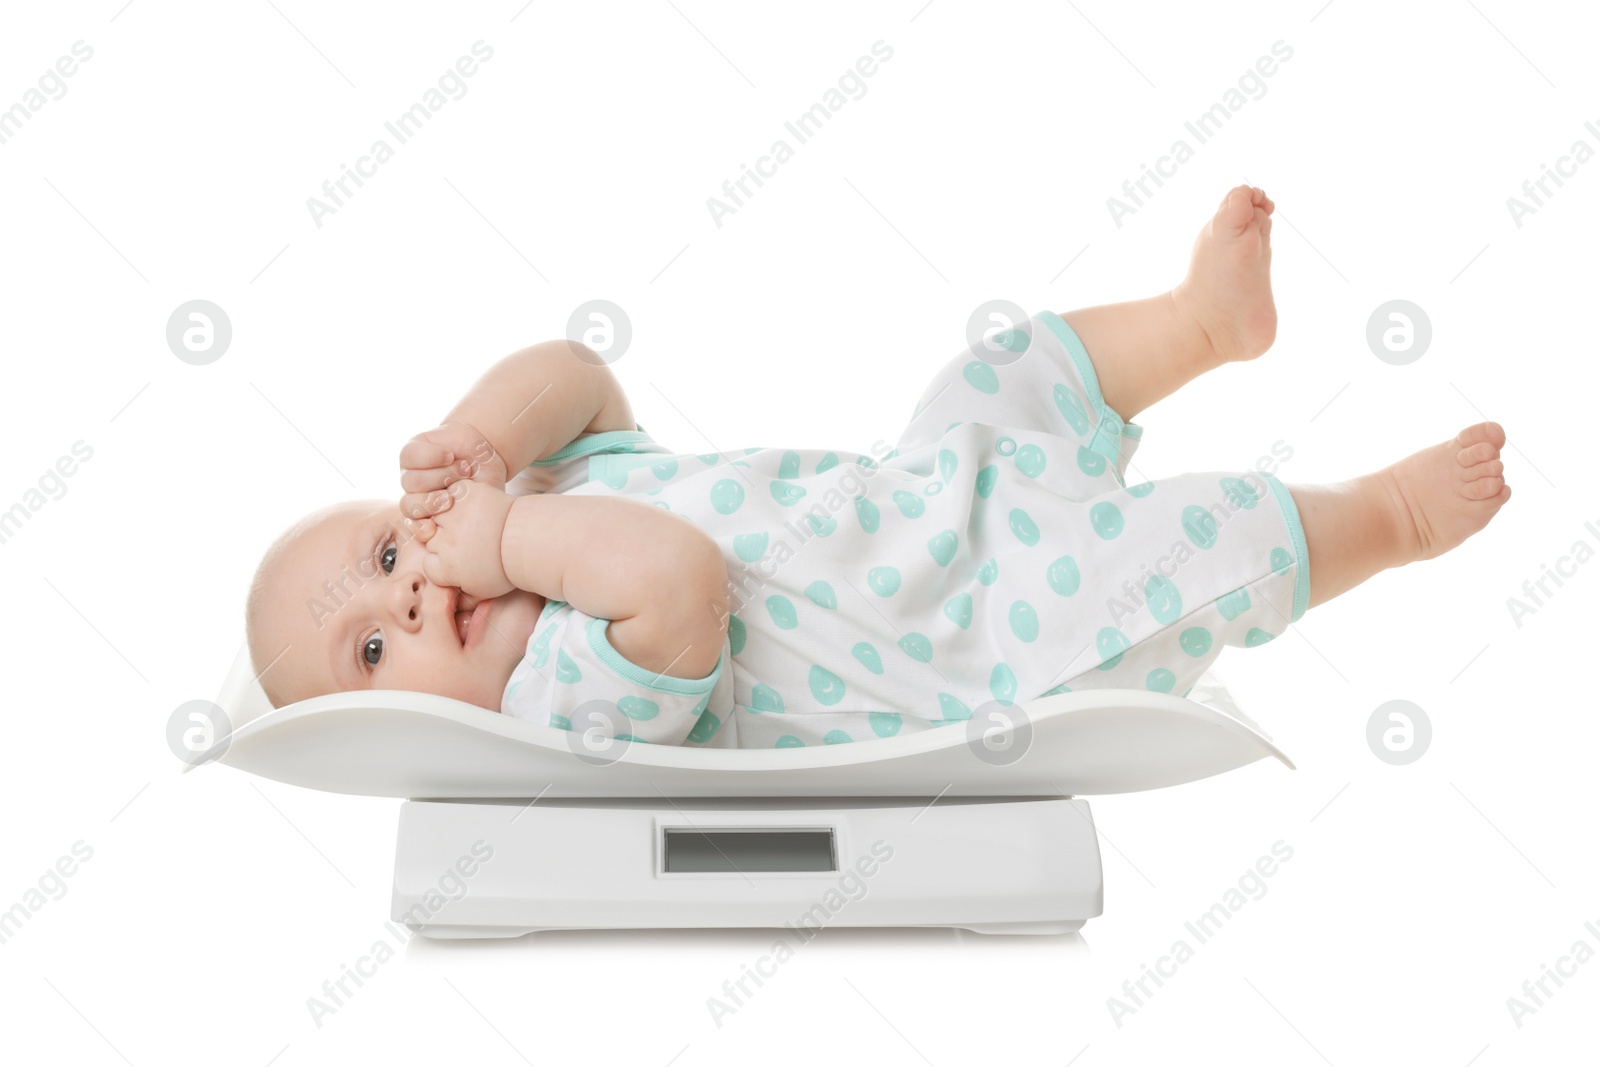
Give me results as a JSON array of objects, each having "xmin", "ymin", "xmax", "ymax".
[{"xmin": 244, "ymin": 498, "xmax": 543, "ymax": 711}]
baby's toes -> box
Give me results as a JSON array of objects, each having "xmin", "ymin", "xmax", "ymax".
[
  {"xmin": 1463, "ymin": 473, "xmax": 1506, "ymax": 501},
  {"xmin": 1456, "ymin": 439, "xmax": 1499, "ymax": 468},
  {"xmin": 1456, "ymin": 420, "xmax": 1507, "ymax": 453},
  {"xmin": 1218, "ymin": 184, "xmax": 1256, "ymax": 229}
]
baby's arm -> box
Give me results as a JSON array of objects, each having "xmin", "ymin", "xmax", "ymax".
[
  {"xmin": 400, "ymin": 340, "xmax": 632, "ymax": 520},
  {"xmin": 506, "ymin": 494, "xmax": 730, "ymax": 679},
  {"xmin": 448, "ymin": 340, "xmax": 633, "ymax": 472},
  {"xmin": 422, "ymin": 481, "xmax": 730, "ymax": 680}
]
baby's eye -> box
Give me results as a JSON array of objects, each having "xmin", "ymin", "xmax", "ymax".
[
  {"xmin": 380, "ymin": 540, "xmax": 398, "ymax": 575},
  {"xmin": 362, "ymin": 631, "xmax": 384, "ymax": 668}
]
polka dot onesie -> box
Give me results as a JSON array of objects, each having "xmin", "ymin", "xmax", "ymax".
[{"xmin": 500, "ymin": 311, "xmax": 1311, "ymax": 749}]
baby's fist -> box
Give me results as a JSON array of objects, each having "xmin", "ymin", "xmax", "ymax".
[
  {"xmin": 419, "ymin": 480, "xmax": 515, "ymax": 599},
  {"xmin": 400, "ymin": 421, "xmax": 509, "ymax": 521}
]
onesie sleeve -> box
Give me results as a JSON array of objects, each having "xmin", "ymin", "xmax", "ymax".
[
  {"xmin": 501, "ymin": 599, "xmax": 734, "ymax": 747},
  {"xmin": 506, "ymin": 423, "xmax": 676, "ymax": 496}
]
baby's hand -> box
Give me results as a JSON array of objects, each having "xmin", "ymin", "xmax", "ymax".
[
  {"xmin": 399, "ymin": 421, "xmax": 509, "ymax": 521},
  {"xmin": 416, "ymin": 481, "xmax": 516, "ymax": 598}
]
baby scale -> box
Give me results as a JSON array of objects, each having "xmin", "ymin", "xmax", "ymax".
[{"xmin": 198, "ymin": 645, "xmax": 1292, "ymax": 937}]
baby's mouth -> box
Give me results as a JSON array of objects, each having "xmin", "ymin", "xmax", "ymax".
[{"xmin": 454, "ymin": 591, "xmax": 479, "ymax": 647}]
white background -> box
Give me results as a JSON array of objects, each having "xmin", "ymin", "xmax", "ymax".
[{"xmin": 1, "ymin": 0, "xmax": 1596, "ymax": 1063}]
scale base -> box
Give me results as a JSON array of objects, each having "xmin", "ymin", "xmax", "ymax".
[{"xmin": 393, "ymin": 795, "xmax": 1103, "ymax": 939}]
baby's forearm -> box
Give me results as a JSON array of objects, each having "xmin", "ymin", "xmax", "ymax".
[
  {"xmin": 500, "ymin": 492, "xmax": 729, "ymax": 626},
  {"xmin": 442, "ymin": 341, "xmax": 624, "ymax": 474}
]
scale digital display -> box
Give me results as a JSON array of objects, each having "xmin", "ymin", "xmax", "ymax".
[{"xmin": 662, "ymin": 827, "xmax": 838, "ymax": 873}]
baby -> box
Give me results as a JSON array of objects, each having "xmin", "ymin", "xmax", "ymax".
[{"xmin": 245, "ymin": 185, "xmax": 1510, "ymax": 749}]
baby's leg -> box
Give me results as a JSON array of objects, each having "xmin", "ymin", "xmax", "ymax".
[
  {"xmin": 1037, "ymin": 421, "xmax": 1509, "ymax": 701},
  {"xmin": 1290, "ymin": 422, "xmax": 1511, "ymax": 609},
  {"xmin": 1059, "ymin": 184, "xmax": 1277, "ymax": 420}
]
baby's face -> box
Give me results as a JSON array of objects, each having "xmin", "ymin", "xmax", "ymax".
[{"xmin": 256, "ymin": 500, "xmax": 543, "ymax": 709}]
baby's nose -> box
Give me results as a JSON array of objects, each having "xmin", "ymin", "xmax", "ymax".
[{"xmin": 391, "ymin": 576, "xmax": 424, "ymax": 627}]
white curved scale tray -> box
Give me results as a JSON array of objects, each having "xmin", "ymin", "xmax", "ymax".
[{"xmin": 200, "ymin": 644, "xmax": 1292, "ymax": 799}]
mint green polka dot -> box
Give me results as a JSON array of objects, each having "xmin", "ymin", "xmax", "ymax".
[
  {"xmin": 770, "ymin": 480, "xmax": 806, "ymax": 506},
  {"xmin": 1179, "ymin": 626, "xmax": 1212, "ymax": 657},
  {"xmin": 963, "ymin": 360, "xmax": 1000, "ymax": 394},
  {"xmin": 869, "ymin": 711, "xmax": 902, "ymax": 737},
  {"xmin": 687, "ymin": 711, "xmax": 722, "ymax": 743},
  {"xmin": 616, "ymin": 733, "xmax": 643, "ymax": 743},
  {"xmin": 652, "ymin": 459, "xmax": 678, "ymax": 480},
  {"xmin": 809, "ymin": 665, "xmax": 846, "ymax": 704},
  {"xmin": 711, "ymin": 479, "xmax": 744, "ymax": 515},
  {"xmin": 549, "ymin": 712, "xmax": 572, "ymax": 730},
  {"xmin": 505, "ymin": 680, "xmax": 521, "ymax": 700},
  {"xmin": 990, "ymin": 663, "xmax": 1017, "ymax": 705},
  {"xmin": 1077, "ymin": 446, "xmax": 1106, "ymax": 477},
  {"xmin": 1216, "ymin": 587, "xmax": 1251, "ymax": 621},
  {"xmin": 855, "ymin": 497, "xmax": 880, "ymax": 533},
  {"xmin": 938, "ymin": 448, "xmax": 958, "ymax": 481},
  {"xmin": 928, "ymin": 529, "xmax": 959, "ymax": 566},
  {"xmin": 1053, "ymin": 383, "xmax": 1090, "ymax": 433},
  {"xmin": 697, "ymin": 452, "xmax": 720, "ymax": 465},
  {"xmin": 1146, "ymin": 668, "xmax": 1176, "ymax": 692},
  {"xmin": 804, "ymin": 581, "xmax": 837, "ymax": 609},
  {"xmin": 1047, "ymin": 555, "xmax": 1081, "ymax": 596},
  {"xmin": 1220, "ymin": 476, "xmax": 1258, "ymax": 510},
  {"xmin": 806, "ymin": 512, "xmax": 837, "ymax": 537},
  {"xmin": 944, "ymin": 592, "xmax": 973, "ymax": 629},
  {"xmin": 775, "ymin": 735, "xmax": 804, "ymax": 747},
  {"xmin": 1009, "ymin": 600, "xmax": 1039, "ymax": 641},
  {"xmin": 1145, "ymin": 575, "xmax": 1183, "ymax": 625},
  {"xmin": 733, "ymin": 532, "xmax": 768, "ymax": 562},
  {"xmin": 1095, "ymin": 627, "xmax": 1131, "ymax": 670},
  {"xmin": 817, "ymin": 452, "xmax": 839, "ymax": 473},
  {"xmin": 975, "ymin": 465, "xmax": 999, "ymax": 498},
  {"xmin": 728, "ymin": 613, "xmax": 746, "ymax": 654},
  {"xmin": 856, "ymin": 454, "xmax": 878, "ymax": 470},
  {"xmin": 990, "ymin": 327, "xmax": 1030, "ymax": 353},
  {"xmin": 617, "ymin": 696, "xmax": 659, "ymax": 721},
  {"xmin": 936, "ymin": 692, "xmax": 973, "ymax": 721},
  {"xmin": 766, "ymin": 595, "xmax": 798, "ymax": 629},
  {"xmin": 1009, "ymin": 507, "xmax": 1040, "ymax": 545},
  {"xmin": 893, "ymin": 489, "xmax": 925, "ymax": 518},
  {"xmin": 1126, "ymin": 481, "xmax": 1155, "ymax": 498},
  {"xmin": 556, "ymin": 649, "xmax": 581, "ymax": 683},
  {"xmin": 1245, "ymin": 627, "xmax": 1276, "ymax": 646},
  {"xmin": 531, "ymin": 626, "xmax": 553, "ymax": 668},
  {"xmin": 1015, "ymin": 444, "xmax": 1047, "ymax": 477},
  {"xmin": 750, "ymin": 684, "xmax": 785, "ymax": 713},
  {"xmin": 1270, "ymin": 547, "xmax": 1293, "ymax": 575},
  {"xmin": 852, "ymin": 642, "xmax": 884, "ymax": 674},
  {"xmin": 868, "ymin": 566, "xmax": 901, "ymax": 596},
  {"xmin": 778, "ymin": 450, "xmax": 801, "ymax": 478},
  {"xmin": 899, "ymin": 633, "xmax": 933, "ymax": 662},
  {"xmin": 823, "ymin": 730, "xmax": 853, "ymax": 744},
  {"xmin": 1090, "ymin": 501, "xmax": 1124, "ymax": 540},
  {"xmin": 1042, "ymin": 683, "xmax": 1072, "ymax": 696},
  {"xmin": 978, "ymin": 557, "xmax": 1000, "ymax": 585},
  {"xmin": 1182, "ymin": 504, "xmax": 1219, "ymax": 549}
]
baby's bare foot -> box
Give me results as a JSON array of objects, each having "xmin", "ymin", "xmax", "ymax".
[
  {"xmin": 1172, "ymin": 184, "xmax": 1277, "ymax": 364},
  {"xmin": 1370, "ymin": 422, "xmax": 1512, "ymax": 564}
]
